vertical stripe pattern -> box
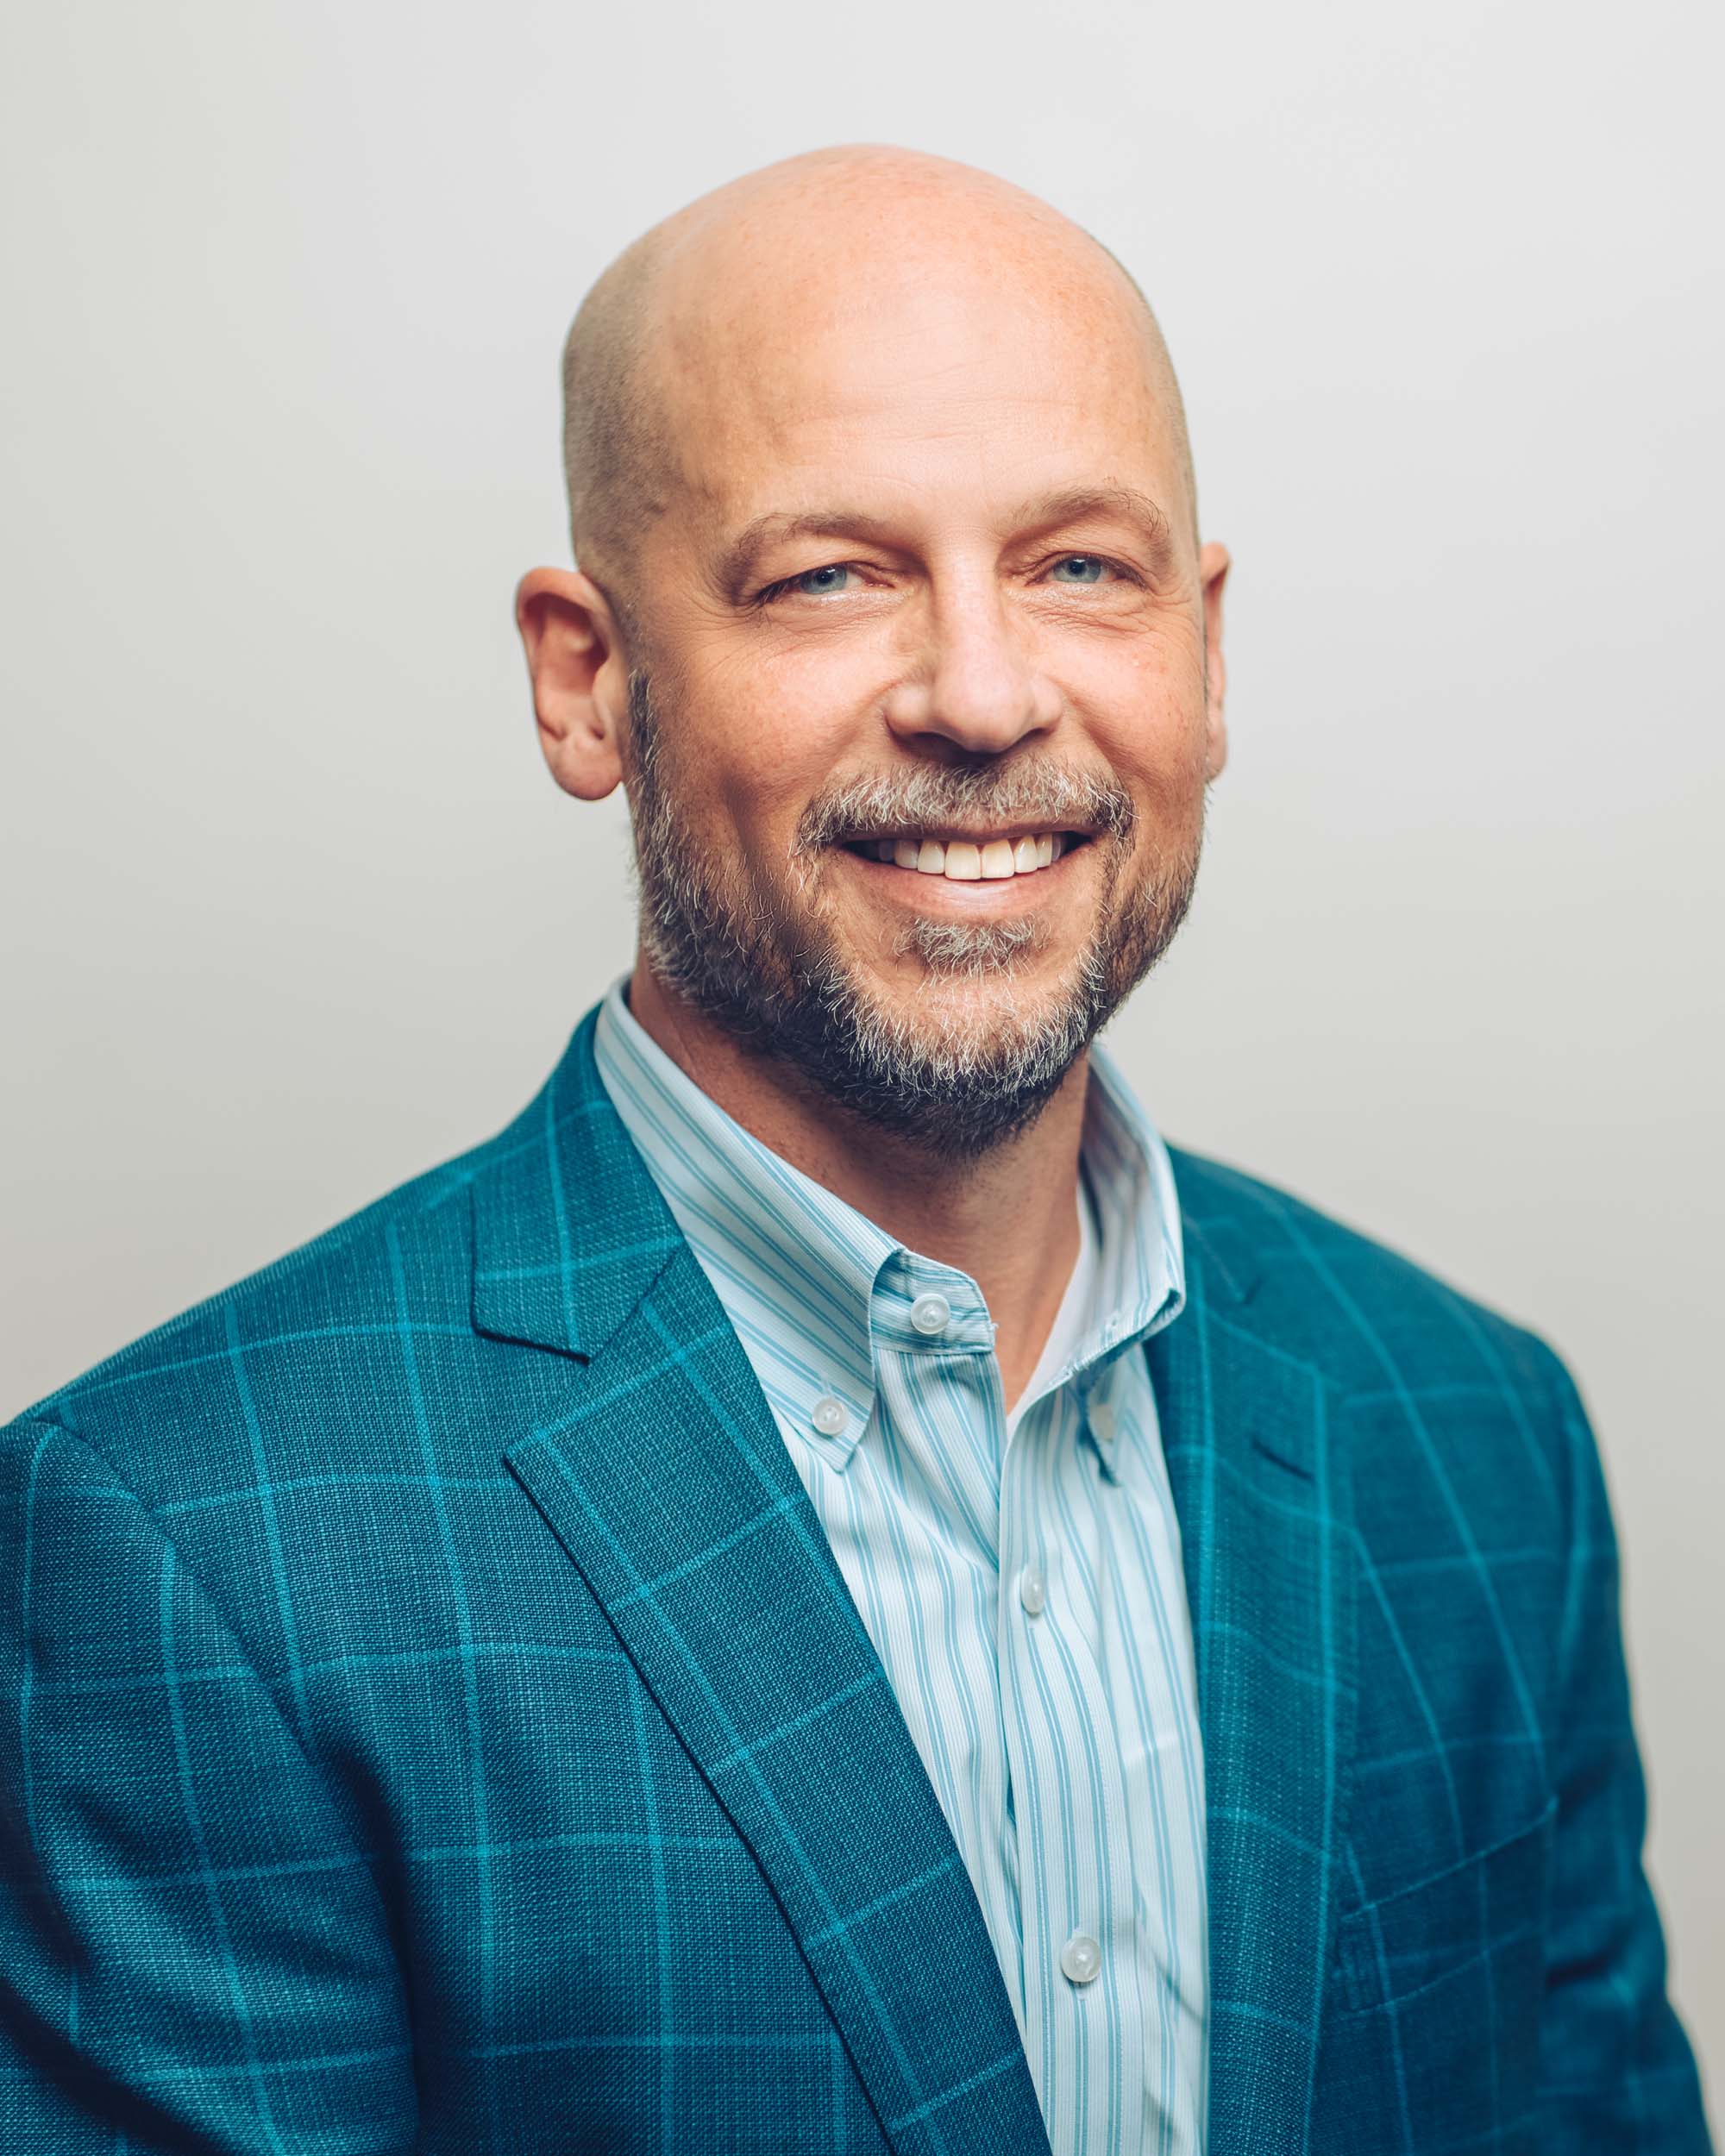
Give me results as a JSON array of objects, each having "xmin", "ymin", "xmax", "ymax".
[{"xmin": 595, "ymin": 982, "xmax": 1208, "ymax": 2156}]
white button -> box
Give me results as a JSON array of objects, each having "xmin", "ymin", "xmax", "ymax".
[
  {"xmin": 909, "ymin": 1292, "xmax": 951, "ymax": 1337},
  {"xmin": 1089, "ymin": 1401, "xmax": 1116, "ymax": 1445},
  {"xmin": 1060, "ymin": 1932, "xmax": 1102, "ymax": 1985},
  {"xmin": 811, "ymin": 1395, "xmax": 846, "ymax": 1438},
  {"xmin": 1019, "ymin": 1570, "xmax": 1047, "ymax": 1617}
]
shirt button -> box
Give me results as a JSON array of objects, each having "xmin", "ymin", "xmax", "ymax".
[
  {"xmin": 1060, "ymin": 1932, "xmax": 1102, "ymax": 1985},
  {"xmin": 1019, "ymin": 1569, "xmax": 1047, "ymax": 1617},
  {"xmin": 1089, "ymin": 1401, "xmax": 1116, "ymax": 1445},
  {"xmin": 811, "ymin": 1395, "xmax": 847, "ymax": 1438},
  {"xmin": 909, "ymin": 1292, "xmax": 952, "ymax": 1337}
]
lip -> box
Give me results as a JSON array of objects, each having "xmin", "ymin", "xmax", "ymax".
[
  {"xmin": 831, "ymin": 833, "xmax": 1090, "ymax": 906},
  {"xmin": 840, "ymin": 825, "xmax": 1100, "ymax": 850}
]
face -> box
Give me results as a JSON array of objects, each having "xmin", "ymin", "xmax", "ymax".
[{"xmin": 535, "ymin": 235, "xmax": 1227, "ymax": 1156}]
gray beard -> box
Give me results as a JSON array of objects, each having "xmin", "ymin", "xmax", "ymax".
[{"xmin": 621, "ymin": 668, "xmax": 1202, "ymax": 1160}]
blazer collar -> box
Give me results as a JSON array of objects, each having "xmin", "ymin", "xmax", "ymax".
[
  {"xmin": 475, "ymin": 1014, "xmax": 1051, "ymax": 2156},
  {"xmin": 470, "ymin": 1010, "xmax": 686, "ymax": 1362},
  {"xmin": 473, "ymin": 1018, "xmax": 1356, "ymax": 2156},
  {"xmin": 1154, "ymin": 1153, "xmax": 1358, "ymax": 2156}
]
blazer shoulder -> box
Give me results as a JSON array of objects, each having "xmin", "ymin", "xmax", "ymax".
[
  {"xmin": 1164, "ymin": 1141, "xmax": 1569, "ymax": 1413},
  {"xmin": 5, "ymin": 1008, "xmax": 662, "ymax": 1516},
  {"xmin": 6, "ymin": 1104, "xmax": 534, "ymax": 1495}
]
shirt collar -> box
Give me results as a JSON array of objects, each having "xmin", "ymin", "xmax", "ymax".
[
  {"xmin": 1074, "ymin": 1030, "xmax": 1188, "ymax": 1375},
  {"xmin": 593, "ymin": 977, "xmax": 1184, "ymax": 1467}
]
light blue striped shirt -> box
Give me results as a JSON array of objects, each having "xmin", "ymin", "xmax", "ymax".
[{"xmin": 594, "ymin": 979, "xmax": 1208, "ymax": 2156}]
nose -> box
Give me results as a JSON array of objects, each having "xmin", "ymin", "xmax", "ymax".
[{"xmin": 881, "ymin": 580, "xmax": 1061, "ymax": 756}]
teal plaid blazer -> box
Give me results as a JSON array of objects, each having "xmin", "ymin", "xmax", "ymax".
[{"xmin": 2, "ymin": 1009, "xmax": 1710, "ymax": 2154}]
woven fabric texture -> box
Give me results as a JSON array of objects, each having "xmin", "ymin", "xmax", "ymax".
[{"xmin": 1, "ymin": 1007, "xmax": 1711, "ymax": 2154}]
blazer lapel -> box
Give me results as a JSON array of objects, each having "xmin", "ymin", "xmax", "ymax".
[
  {"xmin": 1151, "ymin": 1193, "xmax": 1358, "ymax": 2156},
  {"xmin": 477, "ymin": 1017, "xmax": 1050, "ymax": 2156}
]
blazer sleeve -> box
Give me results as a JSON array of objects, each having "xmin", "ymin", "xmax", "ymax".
[
  {"xmin": 0, "ymin": 1415, "xmax": 417, "ymax": 2156},
  {"xmin": 1535, "ymin": 1354, "xmax": 1714, "ymax": 2151}
]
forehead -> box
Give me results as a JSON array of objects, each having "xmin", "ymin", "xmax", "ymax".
[{"xmin": 646, "ymin": 238, "xmax": 1181, "ymax": 536}]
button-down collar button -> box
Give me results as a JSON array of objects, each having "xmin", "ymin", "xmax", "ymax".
[
  {"xmin": 1089, "ymin": 1401, "xmax": 1116, "ymax": 1445},
  {"xmin": 1060, "ymin": 1932, "xmax": 1102, "ymax": 1985},
  {"xmin": 909, "ymin": 1291, "xmax": 952, "ymax": 1337},
  {"xmin": 811, "ymin": 1395, "xmax": 847, "ymax": 1438},
  {"xmin": 1019, "ymin": 1569, "xmax": 1047, "ymax": 1617}
]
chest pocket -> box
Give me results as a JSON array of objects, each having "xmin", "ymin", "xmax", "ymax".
[
  {"xmin": 1320, "ymin": 1803, "xmax": 1556, "ymax": 2150},
  {"xmin": 1336, "ymin": 1798, "xmax": 1556, "ymax": 2017}
]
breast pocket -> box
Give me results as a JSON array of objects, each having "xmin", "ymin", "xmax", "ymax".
[{"xmin": 1321, "ymin": 1802, "xmax": 1556, "ymax": 2151}]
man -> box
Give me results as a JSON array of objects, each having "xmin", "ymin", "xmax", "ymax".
[{"xmin": 0, "ymin": 144, "xmax": 1709, "ymax": 2155}]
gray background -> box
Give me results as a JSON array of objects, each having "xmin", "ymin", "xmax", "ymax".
[{"xmin": 3, "ymin": 0, "xmax": 1719, "ymax": 2090}]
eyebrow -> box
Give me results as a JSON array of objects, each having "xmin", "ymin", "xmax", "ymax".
[
  {"xmin": 712, "ymin": 511, "xmax": 903, "ymax": 602},
  {"xmin": 1007, "ymin": 485, "xmax": 1176, "ymax": 570},
  {"xmin": 712, "ymin": 483, "xmax": 1178, "ymax": 602}
]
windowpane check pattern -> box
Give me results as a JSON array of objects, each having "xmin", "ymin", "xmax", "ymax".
[
  {"xmin": 594, "ymin": 982, "xmax": 1208, "ymax": 2156},
  {"xmin": 0, "ymin": 1000, "xmax": 1709, "ymax": 2154}
]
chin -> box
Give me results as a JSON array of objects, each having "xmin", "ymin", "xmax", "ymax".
[{"xmin": 854, "ymin": 949, "xmax": 1092, "ymax": 1050}]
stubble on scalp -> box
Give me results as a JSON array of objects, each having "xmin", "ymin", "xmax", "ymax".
[
  {"xmin": 557, "ymin": 147, "xmax": 1201, "ymax": 597},
  {"xmin": 620, "ymin": 671, "xmax": 1202, "ymax": 1160}
]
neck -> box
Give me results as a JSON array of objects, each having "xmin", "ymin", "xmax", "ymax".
[{"xmin": 626, "ymin": 958, "xmax": 1088, "ymax": 1409}]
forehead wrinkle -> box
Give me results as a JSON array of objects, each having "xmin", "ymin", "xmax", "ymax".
[{"xmin": 665, "ymin": 280, "xmax": 1189, "ymax": 542}]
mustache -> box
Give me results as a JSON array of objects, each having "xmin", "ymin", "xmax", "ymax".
[{"xmin": 795, "ymin": 762, "xmax": 1137, "ymax": 853}]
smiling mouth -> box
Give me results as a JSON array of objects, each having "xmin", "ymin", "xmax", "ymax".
[{"xmin": 842, "ymin": 830, "xmax": 1088, "ymax": 883}]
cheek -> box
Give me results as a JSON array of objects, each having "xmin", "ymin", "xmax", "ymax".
[
  {"xmin": 667, "ymin": 699, "xmax": 838, "ymax": 877},
  {"xmin": 1070, "ymin": 641, "xmax": 1209, "ymax": 785},
  {"xmin": 1060, "ymin": 659, "xmax": 1212, "ymax": 872},
  {"xmin": 676, "ymin": 641, "xmax": 877, "ymax": 846}
]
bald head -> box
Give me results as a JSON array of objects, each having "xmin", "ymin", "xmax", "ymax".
[{"xmin": 560, "ymin": 147, "xmax": 1195, "ymax": 598}]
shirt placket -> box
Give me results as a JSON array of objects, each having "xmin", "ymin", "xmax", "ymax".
[
  {"xmin": 866, "ymin": 1265, "xmax": 1024, "ymax": 2001},
  {"xmin": 1000, "ymin": 1381, "xmax": 1150, "ymax": 2156}
]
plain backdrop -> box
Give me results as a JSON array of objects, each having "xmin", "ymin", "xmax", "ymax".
[{"xmin": 3, "ymin": 0, "xmax": 1720, "ymax": 2092}]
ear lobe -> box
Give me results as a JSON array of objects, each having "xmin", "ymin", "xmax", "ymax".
[
  {"xmin": 515, "ymin": 567, "xmax": 628, "ymax": 802},
  {"xmin": 1197, "ymin": 541, "xmax": 1230, "ymax": 782}
]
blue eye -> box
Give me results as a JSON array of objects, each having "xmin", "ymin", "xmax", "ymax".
[
  {"xmin": 1050, "ymin": 555, "xmax": 1108, "ymax": 585},
  {"xmin": 792, "ymin": 564, "xmax": 854, "ymax": 598}
]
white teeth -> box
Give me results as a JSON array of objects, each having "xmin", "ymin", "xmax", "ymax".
[{"xmin": 870, "ymin": 831, "xmax": 1073, "ymax": 878}]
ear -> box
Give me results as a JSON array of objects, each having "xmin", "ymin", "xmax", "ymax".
[
  {"xmin": 515, "ymin": 567, "xmax": 630, "ymax": 801},
  {"xmin": 1197, "ymin": 540, "xmax": 1230, "ymax": 782}
]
